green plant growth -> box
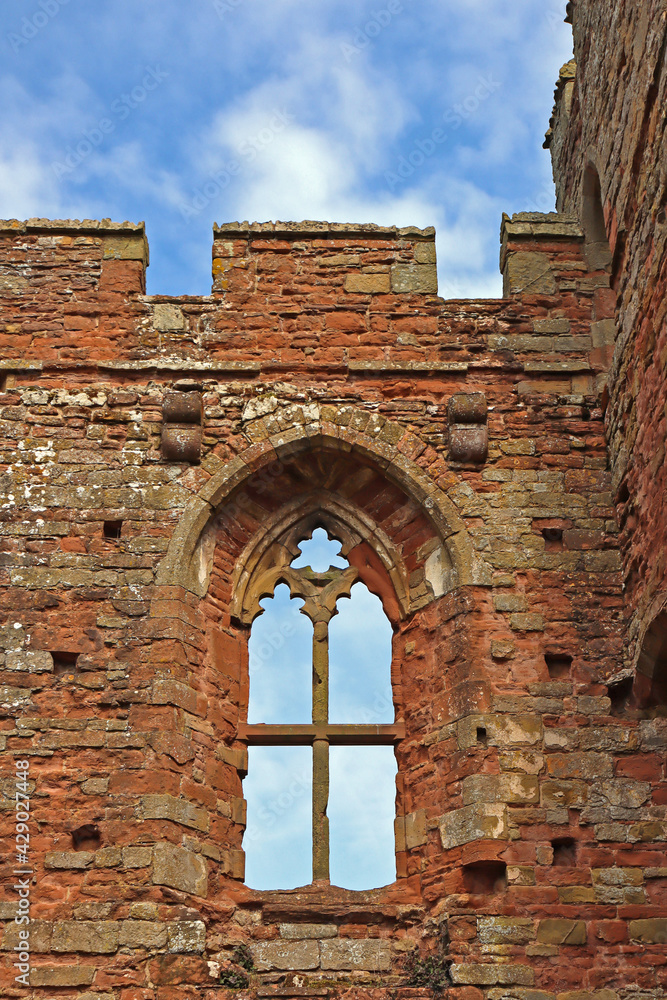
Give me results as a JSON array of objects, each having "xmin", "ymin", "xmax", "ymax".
[
  {"xmin": 404, "ymin": 923, "xmax": 452, "ymax": 995},
  {"xmin": 234, "ymin": 944, "xmax": 254, "ymax": 972},
  {"xmin": 219, "ymin": 967, "xmax": 249, "ymax": 989},
  {"xmin": 404, "ymin": 953, "xmax": 453, "ymax": 994},
  {"xmin": 219, "ymin": 944, "xmax": 255, "ymax": 989}
]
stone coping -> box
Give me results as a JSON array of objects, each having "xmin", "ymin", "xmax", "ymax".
[
  {"xmin": 0, "ymin": 217, "xmax": 145, "ymax": 234},
  {"xmin": 213, "ymin": 220, "xmax": 436, "ymax": 240},
  {"xmin": 0, "ymin": 217, "xmax": 436, "ymax": 242},
  {"xmin": 500, "ymin": 212, "xmax": 583, "ymax": 240},
  {"xmin": 499, "ymin": 212, "xmax": 584, "ymax": 270}
]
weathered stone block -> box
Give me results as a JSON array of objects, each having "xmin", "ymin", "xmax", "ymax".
[
  {"xmin": 216, "ymin": 744, "xmax": 248, "ymax": 770},
  {"xmin": 414, "ymin": 241, "xmax": 437, "ymax": 263},
  {"xmin": 162, "ymin": 390, "xmax": 202, "ymax": 424},
  {"xmin": 123, "ymin": 846, "xmax": 154, "ymax": 868},
  {"xmin": 280, "ymin": 923, "xmax": 337, "ymax": 939},
  {"xmin": 6, "ymin": 650, "xmax": 53, "ymax": 672},
  {"xmin": 458, "ymin": 714, "xmax": 542, "ymax": 749},
  {"xmin": 167, "ymin": 920, "xmax": 206, "ymax": 953},
  {"xmin": 344, "ymin": 273, "xmax": 390, "ymax": 294},
  {"xmin": 152, "ymin": 843, "xmax": 208, "ymax": 897},
  {"xmin": 558, "ymin": 887, "xmax": 596, "ymax": 904},
  {"xmin": 391, "ymin": 262, "xmax": 438, "ymax": 293},
  {"xmin": 491, "ymin": 639, "xmax": 515, "ymax": 660},
  {"xmin": 0, "ymin": 685, "xmax": 31, "ymax": 705},
  {"xmin": 439, "ymin": 803, "xmax": 508, "ymax": 848},
  {"xmin": 119, "ymin": 920, "xmax": 168, "ymax": 949},
  {"xmin": 629, "ymin": 919, "xmax": 667, "ymax": 944},
  {"xmin": 478, "ymin": 916, "xmax": 534, "ymax": 944},
  {"xmin": 30, "ymin": 966, "xmax": 96, "ymax": 986},
  {"xmin": 463, "ymin": 773, "xmax": 539, "ymax": 805},
  {"xmin": 503, "ymin": 252, "xmax": 557, "ymax": 295},
  {"xmin": 94, "ymin": 847, "xmax": 122, "ymax": 867},
  {"xmin": 152, "ymin": 678, "xmax": 206, "ymax": 716},
  {"xmin": 451, "ymin": 963, "xmax": 534, "ymax": 985},
  {"xmin": 251, "ymin": 939, "xmax": 319, "ymax": 971},
  {"xmin": 320, "ymin": 939, "xmax": 391, "ymax": 971},
  {"xmin": 592, "ymin": 867, "xmax": 644, "ymax": 886},
  {"xmin": 499, "ymin": 750, "xmax": 545, "ymax": 775},
  {"xmin": 546, "ymin": 753, "xmax": 613, "ymax": 780},
  {"xmin": 493, "ymin": 593, "xmax": 528, "ymax": 612},
  {"xmin": 45, "ymin": 851, "xmax": 94, "ymax": 870},
  {"xmin": 537, "ymin": 920, "xmax": 587, "ymax": 945},
  {"xmin": 404, "ymin": 809, "xmax": 428, "ymax": 848},
  {"xmin": 81, "ymin": 778, "xmax": 109, "ymax": 795},
  {"xmin": 141, "ymin": 793, "xmax": 209, "ymax": 832},
  {"xmin": 52, "ymin": 920, "xmax": 119, "ymax": 954},
  {"xmin": 592, "ymin": 779, "xmax": 651, "ymax": 809},
  {"xmin": 449, "ymin": 424, "xmax": 488, "ymax": 463},
  {"xmin": 541, "ymin": 780, "xmax": 589, "ymax": 809},
  {"xmin": 161, "ymin": 425, "xmax": 202, "ymax": 463},
  {"xmin": 130, "ymin": 902, "xmax": 159, "ymax": 920},
  {"xmin": 1, "ymin": 919, "xmax": 52, "ymax": 952},
  {"xmin": 103, "ymin": 233, "xmax": 147, "ymax": 262},
  {"xmin": 448, "ymin": 392, "xmax": 487, "ymax": 424},
  {"xmin": 533, "ymin": 317, "xmax": 571, "ymax": 334},
  {"xmin": 590, "ymin": 318, "xmax": 616, "ymax": 347},
  {"xmin": 509, "ymin": 613, "xmax": 545, "ymax": 632},
  {"xmin": 154, "ymin": 303, "xmax": 186, "ymax": 331},
  {"xmin": 628, "ymin": 820, "xmax": 667, "ymax": 842},
  {"xmin": 555, "ymin": 993, "xmax": 619, "ymax": 1000}
]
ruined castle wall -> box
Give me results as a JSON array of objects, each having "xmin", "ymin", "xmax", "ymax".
[
  {"xmin": 0, "ymin": 216, "xmax": 663, "ymax": 1000},
  {"xmin": 549, "ymin": 0, "xmax": 667, "ymax": 661}
]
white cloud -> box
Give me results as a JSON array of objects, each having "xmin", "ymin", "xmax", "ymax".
[{"xmin": 0, "ymin": 0, "xmax": 573, "ymax": 298}]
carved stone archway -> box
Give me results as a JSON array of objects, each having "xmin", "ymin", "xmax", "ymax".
[{"xmin": 156, "ymin": 407, "xmax": 485, "ymax": 600}]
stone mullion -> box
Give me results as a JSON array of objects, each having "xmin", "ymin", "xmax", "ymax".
[{"xmin": 311, "ymin": 616, "xmax": 330, "ymax": 882}]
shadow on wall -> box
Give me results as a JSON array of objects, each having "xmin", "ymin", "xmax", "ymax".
[
  {"xmin": 634, "ymin": 609, "xmax": 667, "ymax": 709},
  {"xmin": 581, "ymin": 163, "xmax": 612, "ymax": 272}
]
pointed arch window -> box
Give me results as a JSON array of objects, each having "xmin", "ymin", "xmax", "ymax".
[{"xmin": 238, "ymin": 526, "xmax": 404, "ymax": 887}]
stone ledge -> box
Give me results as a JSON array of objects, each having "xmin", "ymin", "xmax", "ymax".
[
  {"xmin": 0, "ymin": 359, "xmax": 43, "ymax": 371},
  {"xmin": 0, "ymin": 217, "xmax": 145, "ymax": 234},
  {"xmin": 348, "ymin": 361, "xmax": 469, "ymax": 373},
  {"xmin": 213, "ymin": 220, "xmax": 436, "ymax": 240},
  {"xmin": 501, "ymin": 212, "xmax": 583, "ymax": 240},
  {"xmin": 96, "ymin": 360, "xmax": 261, "ymax": 373}
]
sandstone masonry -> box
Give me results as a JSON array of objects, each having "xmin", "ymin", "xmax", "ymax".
[{"xmin": 0, "ymin": 2, "xmax": 666, "ymax": 999}]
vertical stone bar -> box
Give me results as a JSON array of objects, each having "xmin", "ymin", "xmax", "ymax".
[
  {"xmin": 312, "ymin": 738, "xmax": 330, "ymax": 882},
  {"xmin": 312, "ymin": 618, "xmax": 330, "ymax": 881},
  {"xmin": 312, "ymin": 619, "xmax": 329, "ymax": 724}
]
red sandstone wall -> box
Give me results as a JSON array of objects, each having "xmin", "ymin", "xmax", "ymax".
[
  {"xmin": 0, "ymin": 217, "xmax": 663, "ymax": 1000},
  {"xmin": 549, "ymin": 0, "xmax": 667, "ymax": 668}
]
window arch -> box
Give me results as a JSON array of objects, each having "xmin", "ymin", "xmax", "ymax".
[
  {"xmin": 581, "ymin": 162, "xmax": 612, "ymax": 272},
  {"xmin": 634, "ymin": 609, "xmax": 667, "ymax": 709},
  {"xmin": 239, "ymin": 525, "xmax": 403, "ymax": 888}
]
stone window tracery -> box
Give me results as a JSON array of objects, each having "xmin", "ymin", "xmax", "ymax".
[{"xmin": 238, "ymin": 524, "xmax": 403, "ymax": 888}]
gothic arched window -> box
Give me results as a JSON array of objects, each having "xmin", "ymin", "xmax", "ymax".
[{"xmin": 239, "ymin": 527, "xmax": 402, "ymax": 890}]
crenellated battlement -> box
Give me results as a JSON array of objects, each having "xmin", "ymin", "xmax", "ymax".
[{"xmin": 0, "ymin": 217, "xmax": 149, "ymax": 299}]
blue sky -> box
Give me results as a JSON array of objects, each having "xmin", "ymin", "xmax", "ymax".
[{"xmin": 1, "ymin": 0, "xmax": 573, "ymax": 298}]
